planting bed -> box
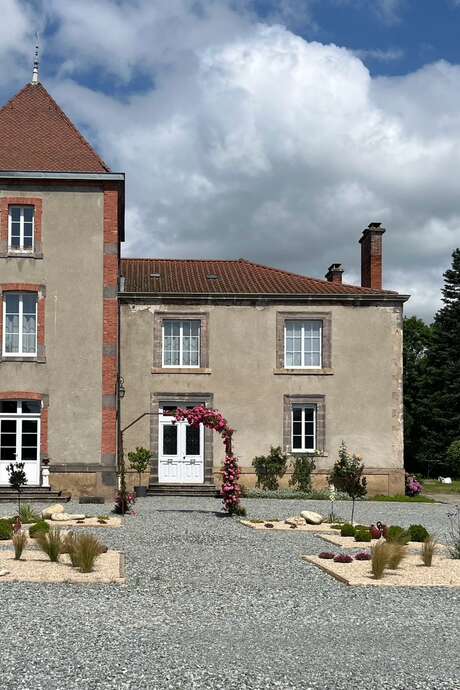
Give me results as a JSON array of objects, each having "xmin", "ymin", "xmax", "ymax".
[
  {"xmin": 43, "ymin": 516, "xmax": 122, "ymax": 529},
  {"xmin": 317, "ymin": 533, "xmax": 447, "ymax": 552},
  {"xmin": 240, "ymin": 519, "xmax": 334, "ymax": 532},
  {"xmin": 0, "ymin": 549, "xmax": 125, "ymax": 584}
]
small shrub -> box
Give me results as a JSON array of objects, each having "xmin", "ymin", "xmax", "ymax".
[
  {"xmin": 371, "ymin": 541, "xmax": 390, "ymax": 579},
  {"xmin": 386, "ymin": 543, "xmax": 407, "ymax": 569},
  {"xmin": 127, "ymin": 446, "xmax": 152, "ymax": 486},
  {"xmin": 333, "ymin": 553, "xmax": 353, "ymax": 563},
  {"xmin": 0, "ymin": 519, "xmax": 13, "ymax": 540},
  {"xmin": 405, "ymin": 472, "xmax": 423, "ymax": 496},
  {"xmin": 318, "ymin": 552, "xmax": 335, "ymax": 559},
  {"xmin": 12, "ymin": 530, "xmax": 27, "ymax": 560},
  {"xmin": 328, "ymin": 442, "xmax": 367, "ymax": 524},
  {"xmin": 421, "ymin": 536, "xmax": 436, "ymax": 567},
  {"xmin": 249, "ymin": 519, "xmax": 265, "ymax": 524},
  {"xmin": 252, "ymin": 447, "xmax": 288, "ymax": 491},
  {"xmin": 289, "ymin": 454, "xmax": 316, "ymax": 492},
  {"xmin": 74, "ymin": 534, "xmax": 106, "ymax": 573},
  {"xmin": 113, "ymin": 491, "xmax": 136, "ymax": 515},
  {"xmin": 331, "ymin": 523, "xmax": 344, "ymax": 530},
  {"xmin": 18, "ymin": 504, "xmax": 40, "ymax": 524},
  {"xmin": 354, "ymin": 529, "xmax": 372, "ymax": 542},
  {"xmin": 447, "ymin": 507, "xmax": 460, "ymax": 559},
  {"xmin": 264, "ymin": 523, "xmax": 274, "ymax": 528},
  {"xmin": 446, "ymin": 439, "xmax": 460, "ymax": 477},
  {"xmin": 35, "ymin": 527, "xmax": 63, "ymax": 562},
  {"xmin": 354, "ymin": 551, "xmax": 371, "ymax": 561},
  {"xmin": 386, "ymin": 525, "xmax": 410, "ymax": 544},
  {"xmin": 61, "ymin": 531, "xmax": 80, "ymax": 567},
  {"xmin": 340, "ymin": 523, "xmax": 356, "ymax": 537},
  {"xmin": 29, "ymin": 520, "xmax": 50, "ymax": 538},
  {"xmin": 408, "ymin": 524, "xmax": 429, "ymax": 542}
]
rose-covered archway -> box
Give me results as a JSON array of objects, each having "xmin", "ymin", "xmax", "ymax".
[{"xmin": 174, "ymin": 405, "xmax": 243, "ymax": 515}]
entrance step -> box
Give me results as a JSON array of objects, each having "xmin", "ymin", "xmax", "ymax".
[
  {"xmin": 147, "ymin": 483, "xmax": 220, "ymax": 498},
  {"xmin": 0, "ymin": 487, "xmax": 71, "ymax": 503}
]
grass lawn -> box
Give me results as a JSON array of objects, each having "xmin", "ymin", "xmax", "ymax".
[
  {"xmin": 422, "ymin": 479, "xmax": 460, "ymax": 494},
  {"xmin": 371, "ymin": 494, "xmax": 436, "ymax": 503}
]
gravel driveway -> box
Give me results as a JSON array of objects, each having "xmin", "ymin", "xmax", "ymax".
[{"xmin": 0, "ymin": 497, "xmax": 459, "ymax": 690}]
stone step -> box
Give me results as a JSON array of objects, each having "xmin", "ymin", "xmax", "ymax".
[
  {"xmin": 147, "ymin": 483, "xmax": 220, "ymax": 497},
  {"xmin": 0, "ymin": 488, "xmax": 71, "ymax": 503}
]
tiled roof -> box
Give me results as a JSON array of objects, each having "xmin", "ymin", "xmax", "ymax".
[
  {"xmin": 0, "ymin": 83, "xmax": 110, "ymax": 173},
  {"xmin": 121, "ymin": 258, "xmax": 400, "ymax": 296}
]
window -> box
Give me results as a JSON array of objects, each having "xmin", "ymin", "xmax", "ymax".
[
  {"xmin": 285, "ymin": 320, "xmax": 322, "ymax": 368},
  {"xmin": 8, "ymin": 206, "xmax": 34, "ymax": 251},
  {"xmin": 0, "ymin": 400, "xmax": 41, "ymax": 463},
  {"xmin": 3, "ymin": 292, "xmax": 37, "ymax": 356},
  {"xmin": 162, "ymin": 319, "xmax": 200, "ymax": 367},
  {"xmin": 291, "ymin": 404, "xmax": 316, "ymax": 452}
]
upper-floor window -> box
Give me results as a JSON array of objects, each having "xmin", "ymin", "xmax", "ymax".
[
  {"xmin": 285, "ymin": 320, "xmax": 322, "ymax": 368},
  {"xmin": 162, "ymin": 319, "xmax": 201, "ymax": 367},
  {"xmin": 3, "ymin": 292, "xmax": 37, "ymax": 356},
  {"xmin": 8, "ymin": 206, "xmax": 34, "ymax": 252}
]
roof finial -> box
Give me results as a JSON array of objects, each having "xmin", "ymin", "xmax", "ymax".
[{"xmin": 31, "ymin": 32, "xmax": 39, "ymax": 85}]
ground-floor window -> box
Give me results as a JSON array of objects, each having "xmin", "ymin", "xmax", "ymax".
[
  {"xmin": 284, "ymin": 394, "xmax": 325, "ymax": 455},
  {"xmin": 291, "ymin": 404, "xmax": 316, "ymax": 452},
  {"xmin": 0, "ymin": 399, "xmax": 41, "ymax": 485}
]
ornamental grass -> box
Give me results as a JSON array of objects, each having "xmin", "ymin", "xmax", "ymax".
[
  {"xmin": 12, "ymin": 530, "xmax": 27, "ymax": 560},
  {"xmin": 74, "ymin": 533, "xmax": 106, "ymax": 573},
  {"xmin": 35, "ymin": 527, "xmax": 63, "ymax": 563},
  {"xmin": 386, "ymin": 543, "xmax": 407, "ymax": 570},
  {"xmin": 421, "ymin": 536, "xmax": 437, "ymax": 567},
  {"xmin": 371, "ymin": 541, "xmax": 390, "ymax": 579}
]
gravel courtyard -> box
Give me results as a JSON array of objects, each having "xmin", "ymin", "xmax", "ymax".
[{"xmin": 0, "ymin": 497, "xmax": 459, "ymax": 690}]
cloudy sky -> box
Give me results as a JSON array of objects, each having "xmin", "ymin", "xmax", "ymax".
[{"xmin": 2, "ymin": 0, "xmax": 460, "ymax": 321}]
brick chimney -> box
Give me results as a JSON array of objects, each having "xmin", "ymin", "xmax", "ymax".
[
  {"xmin": 359, "ymin": 222, "xmax": 385, "ymax": 289},
  {"xmin": 325, "ymin": 263, "xmax": 344, "ymax": 284}
]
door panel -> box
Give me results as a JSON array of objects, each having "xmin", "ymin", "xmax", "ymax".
[
  {"xmin": 158, "ymin": 422, "xmax": 180, "ymax": 483},
  {"xmin": 158, "ymin": 412, "xmax": 204, "ymax": 484},
  {"xmin": 0, "ymin": 416, "xmax": 40, "ymax": 486}
]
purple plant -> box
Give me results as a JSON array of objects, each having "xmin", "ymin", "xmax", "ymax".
[
  {"xmin": 318, "ymin": 551, "xmax": 335, "ymax": 559},
  {"xmin": 405, "ymin": 472, "xmax": 423, "ymax": 496},
  {"xmin": 333, "ymin": 553, "xmax": 353, "ymax": 563},
  {"xmin": 354, "ymin": 551, "xmax": 371, "ymax": 561}
]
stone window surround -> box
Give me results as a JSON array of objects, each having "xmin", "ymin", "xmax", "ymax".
[
  {"xmin": 0, "ymin": 197, "xmax": 43, "ymax": 259},
  {"xmin": 275, "ymin": 311, "xmax": 332, "ymax": 374},
  {"xmin": 0, "ymin": 283, "xmax": 46, "ymax": 363},
  {"xmin": 149, "ymin": 392, "xmax": 214, "ymax": 484},
  {"xmin": 0, "ymin": 390, "xmax": 49, "ymax": 461},
  {"xmin": 283, "ymin": 394, "xmax": 326, "ymax": 455},
  {"xmin": 152, "ymin": 311, "xmax": 210, "ymax": 373}
]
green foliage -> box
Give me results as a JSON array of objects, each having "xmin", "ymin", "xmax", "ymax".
[
  {"xmin": 6, "ymin": 461, "xmax": 28, "ymax": 513},
  {"xmin": 386, "ymin": 525, "xmax": 410, "ymax": 544},
  {"xmin": 408, "ymin": 524, "xmax": 429, "ymax": 542},
  {"xmin": 371, "ymin": 494, "xmax": 435, "ymax": 503},
  {"xmin": 128, "ymin": 447, "xmax": 152, "ymax": 483},
  {"xmin": 446, "ymin": 440, "xmax": 460, "ymax": 477},
  {"xmin": 29, "ymin": 520, "xmax": 50, "ymax": 538},
  {"xmin": 289, "ymin": 454, "xmax": 316, "ymax": 492},
  {"xmin": 74, "ymin": 533, "xmax": 106, "ymax": 573},
  {"xmin": 18, "ymin": 504, "xmax": 40, "ymax": 524},
  {"xmin": 340, "ymin": 523, "xmax": 355, "ymax": 537},
  {"xmin": 12, "ymin": 530, "xmax": 27, "ymax": 560},
  {"xmin": 252, "ymin": 446, "xmax": 288, "ymax": 491},
  {"xmin": 35, "ymin": 527, "xmax": 63, "ymax": 562},
  {"xmin": 0, "ymin": 519, "xmax": 13, "ymax": 540},
  {"xmin": 354, "ymin": 529, "xmax": 372, "ymax": 542},
  {"xmin": 328, "ymin": 442, "xmax": 367, "ymax": 523}
]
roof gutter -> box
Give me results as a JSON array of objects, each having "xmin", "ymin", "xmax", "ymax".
[
  {"xmin": 118, "ymin": 291, "xmax": 410, "ymax": 304},
  {"xmin": 0, "ymin": 171, "xmax": 124, "ymax": 181}
]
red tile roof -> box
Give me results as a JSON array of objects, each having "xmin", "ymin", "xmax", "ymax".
[
  {"xmin": 121, "ymin": 258, "xmax": 400, "ymax": 296},
  {"xmin": 0, "ymin": 83, "xmax": 110, "ymax": 173}
]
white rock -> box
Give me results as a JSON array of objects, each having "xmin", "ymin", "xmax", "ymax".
[
  {"xmin": 68, "ymin": 514, "xmax": 86, "ymax": 521},
  {"xmin": 285, "ymin": 516, "xmax": 306, "ymax": 526},
  {"xmin": 50, "ymin": 512, "xmax": 71, "ymax": 522},
  {"xmin": 42, "ymin": 504, "xmax": 65, "ymax": 519},
  {"xmin": 300, "ymin": 510, "xmax": 323, "ymax": 525},
  {"xmin": 0, "ymin": 569, "xmax": 9, "ymax": 577}
]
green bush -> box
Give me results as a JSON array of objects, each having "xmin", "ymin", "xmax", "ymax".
[
  {"xmin": 35, "ymin": 527, "xmax": 63, "ymax": 562},
  {"xmin": 386, "ymin": 525, "xmax": 410, "ymax": 544},
  {"xmin": 29, "ymin": 520, "xmax": 50, "ymax": 538},
  {"xmin": 446, "ymin": 440, "xmax": 460, "ymax": 477},
  {"xmin": 18, "ymin": 504, "xmax": 40, "ymax": 524},
  {"xmin": 289, "ymin": 454, "xmax": 316, "ymax": 492},
  {"xmin": 340, "ymin": 523, "xmax": 355, "ymax": 537},
  {"xmin": 0, "ymin": 519, "xmax": 13, "ymax": 540},
  {"xmin": 252, "ymin": 447, "xmax": 288, "ymax": 491},
  {"xmin": 354, "ymin": 529, "xmax": 372, "ymax": 542},
  {"xmin": 408, "ymin": 524, "xmax": 429, "ymax": 542}
]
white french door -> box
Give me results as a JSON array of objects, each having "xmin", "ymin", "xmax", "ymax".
[
  {"xmin": 158, "ymin": 406, "xmax": 204, "ymax": 484},
  {"xmin": 0, "ymin": 400, "xmax": 41, "ymax": 486}
]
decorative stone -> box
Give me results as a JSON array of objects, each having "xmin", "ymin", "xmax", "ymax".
[
  {"xmin": 42, "ymin": 504, "xmax": 65, "ymax": 519},
  {"xmin": 300, "ymin": 510, "xmax": 323, "ymax": 525},
  {"xmin": 50, "ymin": 512, "xmax": 72, "ymax": 521},
  {"xmin": 285, "ymin": 516, "xmax": 306, "ymax": 526},
  {"xmin": 0, "ymin": 569, "xmax": 9, "ymax": 577},
  {"xmin": 69, "ymin": 514, "xmax": 86, "ymax": 521}
]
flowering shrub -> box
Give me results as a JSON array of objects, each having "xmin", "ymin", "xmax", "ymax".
[
  {"xmin": 405, "ymin": 472, "xmax": 423, "ymax": 496},
  {"xmin": 174, "ymin": 405, "xmax": 243, "ymax": 515},
  {"xmin": 333, "ymin": 553, "xmax": 353, "ymax": 563},
  {"xmin": 354, "ymin": 551, "xmax": 371, "ymax": 561},
  {"xmin": 113, "ymin": 491, "xmax": 136, "ymax": 515},
  {"xmin": 318, "ymin": 552, "xmax": 335, "ymax": 559}
]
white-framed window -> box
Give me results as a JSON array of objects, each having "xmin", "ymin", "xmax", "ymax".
[
  {"xmin": 0, "ymin": 399, "xmax": 41, "ymax": 464},
  {"xmin": 284, "ymin": 320, "xmax": 322, "ymax": 368},
  {"xmin": 291, "ymin": 404, "xmax": 316, "ymax": 452},
  {"xmin": 162, "ymin": 319, "xmax": 200, "ymax": 367},
  {"xmin": 8, "ymin": 206, "xmax": 35, "ymax": 251},
  {"xmin": 2, "ymin": 292, "xmax": 38, "ymax": 356}
]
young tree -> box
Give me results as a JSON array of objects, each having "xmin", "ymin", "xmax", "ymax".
[
  {"xmin": 418, "ymin": 249, "xmax": 460, "ymax": 475},
  {"xmin": 328, "ymin": 442, "xmax": 367, "ymax": 524},
  {"xmin": 7, "ymin": 462, "xmax": 27, "ymax": 514}
]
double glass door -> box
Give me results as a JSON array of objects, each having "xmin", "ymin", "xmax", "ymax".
[
  {"xmin": 158, "ymin": 406, "xmax": 204, "ymax": 484},
  {"xmin": 0, "ymin": 400, "xmax": 41, "ymax": 486}
]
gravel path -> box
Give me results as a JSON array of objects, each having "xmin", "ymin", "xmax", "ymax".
[{"xmin": 0, "ymin": 497, "xmax": 459, "ymax": 690}]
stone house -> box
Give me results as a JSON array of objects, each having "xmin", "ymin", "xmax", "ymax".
[{"xmin": 0, "ymin": 76, "xmax": 408, "ymax": 499}]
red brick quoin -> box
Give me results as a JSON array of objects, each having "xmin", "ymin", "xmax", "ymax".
[
  {"xmin": 0, "ymin": 391, "xmax": 48, "ymax": 458},
  {"xmin": 0, "ymin": 197, "xmax": 43, "ymax": 250},
  {"xmin": 0, "ymin": 283, "xmax": 45, "ymax": 358}
]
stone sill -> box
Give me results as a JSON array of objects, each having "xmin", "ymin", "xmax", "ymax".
[
  {"xmin": 151, "ymin": 367, "xmax": 212, "ymax": 375},
  {"xmin": 0, "ymin": 356, "xmax": 46, "ymax": 364},
  {"xmin": 273, "ymin": 368, "xmax": 334, "ymax": 375},
  {"xmin": 0, "ymin": 252, "xmax": 43, "ymax": 260}
]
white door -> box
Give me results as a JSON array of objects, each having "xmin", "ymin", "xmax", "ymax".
[
  {"xmin": 158, "ymin": 407, "xmax": 204, "ymax": 484},
  {"xmin": 0, "ymin": 400, "xmax": 41, "ymax": 486}
]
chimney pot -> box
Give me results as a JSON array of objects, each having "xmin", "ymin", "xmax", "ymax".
[
  {"xmin": 359, "ymin": 222, "xmax": 385, "ymax": 289},
  {"xmin": 325, "ymin": 263, "xmax": 344, "ymax": 284}
]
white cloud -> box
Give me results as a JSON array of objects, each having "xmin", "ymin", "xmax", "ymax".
[
  {"xmin": 353, "ymin": 47, "xmax": 404, "ymax": 62},
  {"xmin": 2, "ymin": 1, "xmax": 459, "ymax": 321}
]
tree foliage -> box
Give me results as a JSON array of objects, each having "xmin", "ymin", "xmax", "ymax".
[{"xmin": 328, "ymin": 442, "xmax": 367, "ymax": 523}]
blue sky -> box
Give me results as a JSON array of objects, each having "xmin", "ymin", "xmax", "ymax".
[{"xmin": 1, "ymin": 0, "xmax": 460, "ymax": 320}]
